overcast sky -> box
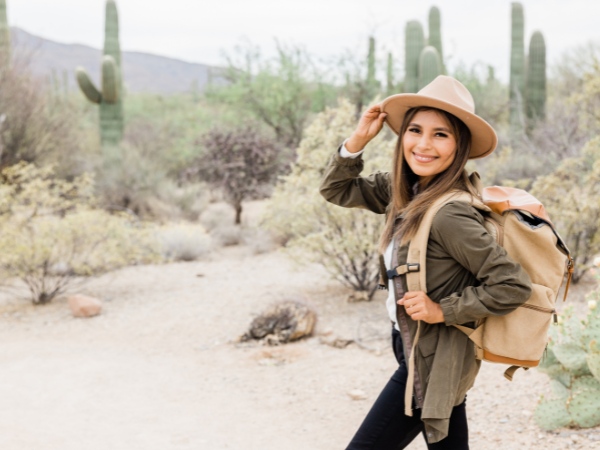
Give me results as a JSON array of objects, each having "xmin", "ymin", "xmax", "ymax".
[{"xmin": 7, "ymin": 0, "xmax": 600, "ymax": 83}]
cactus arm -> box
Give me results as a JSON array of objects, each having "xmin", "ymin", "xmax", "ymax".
[
  {"xmin": 418, "ymin": 46, "xmax": 442, "ymax": 90},
  {"xmin": 101, "ymin": 56, "xmax": 119, "ymax": 103},
  {"xmin": 75, "ymin": 67, "xmax": 102, "ymax": 104},
  {"xmin": 405, "ymin": 21, "xmax": 425, "ymax": 93},
  {"xmin": 526, "ymin": 30, "xmax": 547, "ymax": 121},
  {"xmin": 427, "ymin": 6, "xmax": 444, "ymax": 72}
]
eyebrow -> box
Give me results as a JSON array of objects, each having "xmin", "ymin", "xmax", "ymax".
[{"xmin": 408, "ymin": 122, "xmax": 452, "ymax": 133}]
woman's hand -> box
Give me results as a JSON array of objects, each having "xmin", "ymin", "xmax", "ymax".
[
  {"xmin": 398, "ymin": 291, "xmax": 445, "ymax": 324},
  {"xmin": 345, "ymin": 104, "xmax": 387, "ymax": 153}
]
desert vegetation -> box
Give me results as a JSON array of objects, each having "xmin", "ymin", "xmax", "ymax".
[{"xmin": 1, "ymin": 1, "xmax": 600, "ymax": 441}]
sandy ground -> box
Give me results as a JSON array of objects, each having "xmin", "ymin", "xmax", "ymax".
[{"xmin": 1, "ymin": 213, "xmax": 600, "ymax": 449}]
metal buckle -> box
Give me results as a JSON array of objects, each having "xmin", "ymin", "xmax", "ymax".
[{"xmin": 406, "ymin": 263, "xmax": 420, "ymax": 272}]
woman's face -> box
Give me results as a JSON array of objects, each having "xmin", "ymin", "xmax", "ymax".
[{"xmin": 402, "ymin": 110, "xmax": 458, "ymax": 185}]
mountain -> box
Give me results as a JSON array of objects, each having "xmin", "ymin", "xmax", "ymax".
[{"xmin": 11, "ymin": 27, "xmax": 226, "ymax": 95}]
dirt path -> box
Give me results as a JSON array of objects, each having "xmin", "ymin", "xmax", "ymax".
[{"xmin": 0, "ymin": 243, "xmax": 599, "ymax": 449}]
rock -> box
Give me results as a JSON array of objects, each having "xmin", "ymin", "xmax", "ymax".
[
  {"xmin": 319, "ymin": 334, "xmax": 354, "ymax": 348},
  {"xmin": 68, "ymin": 294, "xmax": 102, "ymax": 318},
  {"xmin": 348, "ymin": 389, "xmax": 367, "ymax": 401},
  {"xmin": 241, "ymin": 299, "xmax": 317, "ymax": 345}
]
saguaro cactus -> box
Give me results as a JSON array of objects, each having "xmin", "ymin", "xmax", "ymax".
[
  {"xmin": 509, "ymin": 2, "xmax": 526, "ymax": 137},
  {"xmin": 427, "ymin": 6, "xmax": 443, "ymax": 72},
  {"xmin": 0, "ymin": 0, "xmax": 10, "ymax": 64},
  {"xmin": 75, "ymin": 0, "xmax": 124, "ymax": 148},
  {"xmin": 386, "ymin": 52, "xmax": 394, "ymax": 95},
  {"xmin": 526, "ymin": 31, "xmax": 546, "ymax": 121},
  {"xmin": 365, "ymin": 36, "xmax": 378, "ymax": 102},
  {"xmin": 418, "ymin": 46, "xmax": 442, "ymax": 90},
  {"xmin": 405, "ymin": 21, "xmax": 425, "ymax": 93}
]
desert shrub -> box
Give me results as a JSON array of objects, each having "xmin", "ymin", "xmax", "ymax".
[
  {"xmin": 0, "ymin": 60, "xmax": 86, "ymax": 172},
  {"xmin": 531, "ymin": 137, "xmax": 600, "ymax": 283},
  {"xmin": 534, "ymin": 257, "xmax": 600, "ymax": 430},
  {"xmin": 189, "ymin": 125, "xmax": 282, "ymax": 225},
  {"xmin": 263, "ymin": 99, "xmax": 393, "ymax": 300},
  {"xmin": 0, "ymin": 162, "xmax": 162, "ymax": 304},
  {"xmin": 241, "ymin": 227, "xmax": 278, "ymax": 255},
  {"xmin": 98, "ymin": 138, "xmax": 182, "ymax": 220},
  {"xmin": 199, "ymin": 203, "xmax": 236, "ymax": 232},
  {"xmin": 157, "ymin": 222, "xmax": 212, "ymax": 261},
  {"xmin": 211, "ymin": 225, "xmax": 243, "ymax": 247}
]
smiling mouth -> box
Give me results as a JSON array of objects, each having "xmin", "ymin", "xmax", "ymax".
[{"xmin": 412, "ymin": 152, "xmax": 438, "ymax": 163}]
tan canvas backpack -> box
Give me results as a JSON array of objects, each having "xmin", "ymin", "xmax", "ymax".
[{"xmin": 397, "ymin": 174, "xmax": 574, "ymax": 383}]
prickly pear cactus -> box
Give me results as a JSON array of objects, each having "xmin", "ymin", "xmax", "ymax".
[
  {"xmin": 535, "ymin": 259, "xmax": 600, "ymax": 430},
  {"xmin": 526, "ymin": 31, "xmax": 546, "ymax": 121},
  {"xmin": 75, "ymin": 0, "xmax": 124, "ymax": 148},
  {"xmin": 404, "ymin": 20, "xmax": 424, "ymax": 93},
  {"xmin": 418, "ymin": 46, "xmax": 442, "ymax": 90}
]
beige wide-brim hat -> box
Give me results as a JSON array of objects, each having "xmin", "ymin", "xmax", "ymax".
[{"xmin": 380, "ymin": 75, "xmax": 498, "ymax": 159}]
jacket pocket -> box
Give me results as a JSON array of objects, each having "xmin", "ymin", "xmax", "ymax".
[{"xmin": 416, "ymin": 332, "xmax": 438, "ymax": 381}]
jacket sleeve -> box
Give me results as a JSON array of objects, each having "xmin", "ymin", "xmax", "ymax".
[
  {"xmin": 430, "ymin": 202, "xmax": 533, "ymax": 325},
  {"xmin": 319, "ymin": 149, "xmax": 391, "ymax": 214}
]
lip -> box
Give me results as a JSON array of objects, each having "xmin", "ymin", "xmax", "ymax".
[{"xmin": 412, "ymin": 152, "xmax": 438, "ymax": 163}]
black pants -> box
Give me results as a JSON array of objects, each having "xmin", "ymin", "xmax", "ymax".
[{"xmin": 346, "ymin": 329, "xmax": 469, "ymax": 450}]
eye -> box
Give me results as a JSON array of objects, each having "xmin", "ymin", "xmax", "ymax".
[
  {"xmin": 435, "ymin": 132, "xmax": 449, "ymax": 138},
  {"xmin": 407, "ymin": 127, "xmax": 421, "ymax": 133}
]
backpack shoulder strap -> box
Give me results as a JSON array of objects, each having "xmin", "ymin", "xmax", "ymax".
[{"xmin": 405, "ymin": 190, "xmax": 483, "ymax": 292}]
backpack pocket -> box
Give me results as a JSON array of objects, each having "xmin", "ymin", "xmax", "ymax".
[{"xmin": 481, "ymin": 283, "xmax": 554, "ymax": 364}]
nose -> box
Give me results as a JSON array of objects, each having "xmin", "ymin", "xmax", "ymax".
[{"xmin": 416, "ymin": 133, "xmax": 433, "ymax": 150}]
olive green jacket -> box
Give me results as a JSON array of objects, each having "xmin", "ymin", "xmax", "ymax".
[{"xmin": 319, "ymin": 151, "xmax": 532, "ymax": 443}]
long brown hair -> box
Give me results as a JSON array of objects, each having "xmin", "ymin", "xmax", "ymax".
[{"xmin": 379, "ymin": 106, "xmax": 476, "ymax": 252}]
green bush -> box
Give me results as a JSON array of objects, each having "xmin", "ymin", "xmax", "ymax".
[{"xmin": 0, "ymin": 162, "xmax": 162, "ymax": 304}]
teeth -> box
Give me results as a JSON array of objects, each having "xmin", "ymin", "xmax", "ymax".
[{"xmin": 413, "ymin": 153, "xmax": 436, "ymax": 162}]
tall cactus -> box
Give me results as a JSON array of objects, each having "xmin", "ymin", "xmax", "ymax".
[
  {"xmin": 418, "ymin": 46, "xmax": 442, "ymax": 90},
  {"xmin": 427, "ymin": 6, "xmax": 443, "ymax": 73},
  {"xmin": 509, "ymin": 2, "xmax": 526, "ymax": 137},
  {"xmin": 405, "ymin": 21, "xmax": 425, "ymax": 93},
  {"xmin": 526, "ymin": 31, "xmax": 546, "ymax": 121},
  {"xmin": 75, "ymin": 0, "xmax": 124, "ymax": 148},
  {"xmin": 386, "ymin": 52, "xmax": 394, "ymax": 95},
  {"xmin": 0, "ymin": 0, "xmax": 10, "ymax": 65},
  {"xmin": 365, "ymin": 36, "xmax": 378, "ymax": 103}
]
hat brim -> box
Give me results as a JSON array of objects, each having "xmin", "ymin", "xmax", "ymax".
[{"xmin": 380, "ymin": 93, "xmax": 498, "ymax": 159}]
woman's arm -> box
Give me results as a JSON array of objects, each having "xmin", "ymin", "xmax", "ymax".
[
  {"xmin": 319, "ymin": 104, "xmax": 391, "ymax": 214},
  {"xmin": 319, "ymin": 151, "xmax": 391, "ymax": 214},
  {"xmin": 430, "ymin": 202, "xmax": 533, "ymax": 325}
]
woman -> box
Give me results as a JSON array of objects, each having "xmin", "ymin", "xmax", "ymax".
[{"xmin": 319, "ymin": 76, "xmax": 532, "ymax": 449}]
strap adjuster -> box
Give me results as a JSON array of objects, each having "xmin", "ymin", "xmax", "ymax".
[
  {"xmin": 406, "ymin": 263, "xmax": 420, "ymax": 272},
  {"xmin": 386, "ymin": 263, "xmax": 420, "ymax": 279}
]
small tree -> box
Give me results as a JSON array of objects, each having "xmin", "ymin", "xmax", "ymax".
[
  {"xmin": 208, "ymin": 41, "xmax": 335, "ymax": 151},
  {"xmin": 263, "ymin": 99, "xmax": 393, "ymax": 300},
  {"xmin": 191, "ymin": 126, "xmax": 281, "ymax": 225},
  {"xmin": 0, "ymin": 162, "xmax": 162, "ymax": 304}
]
